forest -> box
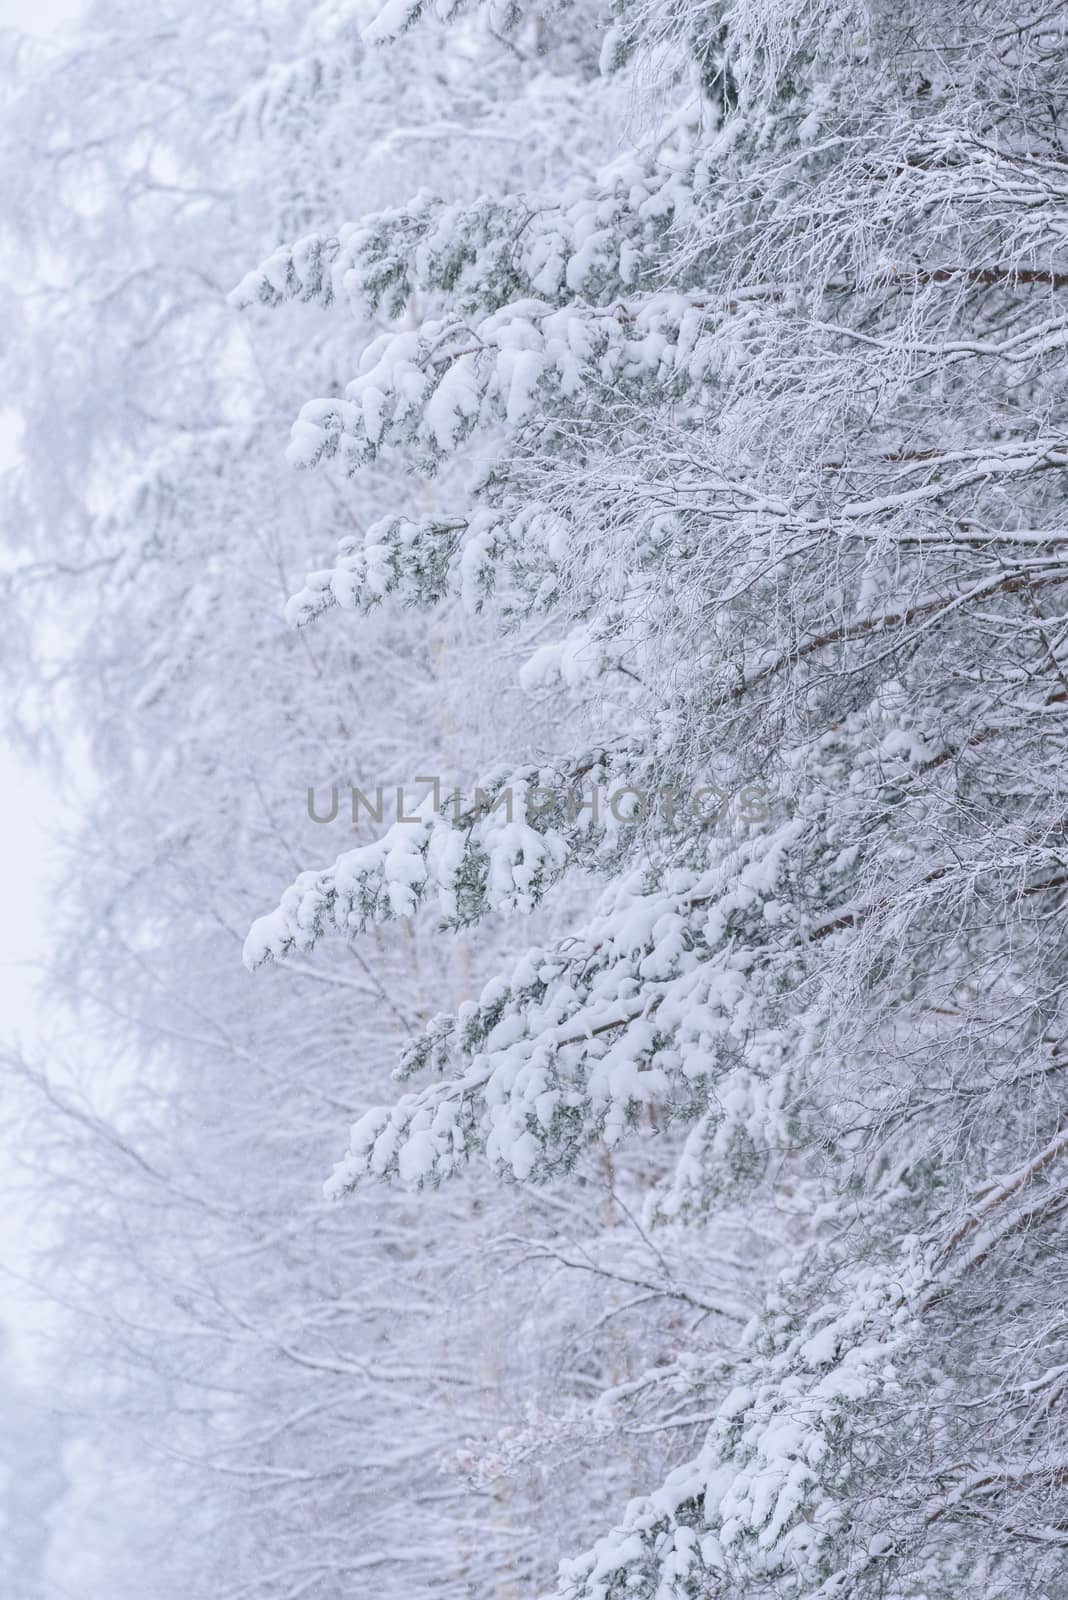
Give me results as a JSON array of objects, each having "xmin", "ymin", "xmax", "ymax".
[{"xmin": 2, "ymin": 1, "xmax": 1067, "ymax": 1596}]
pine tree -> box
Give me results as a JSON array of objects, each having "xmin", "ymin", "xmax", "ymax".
[{"xmin": 239, "ymin": 1, "xmax": 1068, "ymax": 1595}]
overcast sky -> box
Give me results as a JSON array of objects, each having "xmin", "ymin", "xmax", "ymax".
[
  {"xmin": 0, "ymin": 0, "xmax": 80, "ymax": 31},
  {"xmin": 0, "ymin": 0, "xmax": 82, "ymax": 1037},
  {"xmin": 0, "ymin": 412, "xmax": 51, "ymax": 1031},
  {"xmin": 0, "ymin": 0, "xmax": 84, "ymax": 1043},
  {"xmin": 1, "ymin": 0, "xmax": 79, "ymax": 1364}
]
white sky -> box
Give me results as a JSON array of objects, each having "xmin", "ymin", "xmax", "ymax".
[
  {"xmin": 0, "ymin": 0, "xmax": 81, "ymax": 31},
  {"xmin": 0, "ymin": 412, "xmax": 50, "ymax": 1038},
  {"xmin": 0, "ymin": 0, "xmax": 74, "ymax": 1358},
  {"xmin": 0, "ymin": 0, "xmax": 82, "ymax": 1064},
  {"xmin": 0, "ymin": 757, "xmax": 50, "ymax": 1035},
  {"xmin": 0, "ymin": 0, "xmax": 84, "ymax": 1058},
  {"xmin": 0, "ymin": 402, "xmax": 55, "ymax": 1368}
]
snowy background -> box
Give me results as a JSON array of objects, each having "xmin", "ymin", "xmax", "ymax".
[{"xmin": 3, "ymin": 2, "xmax": 1067, "ymax": 1597}]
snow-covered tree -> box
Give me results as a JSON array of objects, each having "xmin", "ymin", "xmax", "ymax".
[
  {"xmin": 6, "ymin": 0, "xmax": 1067, "ymax": 1594},
  {"xmin": 3, "ymin": 4, "xmax": 685, "ymax": 1597},
  {"xmin": 238, "ymin": 1, "xmax": 1068, "ymax": 1595}
]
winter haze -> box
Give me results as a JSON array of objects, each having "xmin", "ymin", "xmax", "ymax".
[{"xmin": 2, "ymin": 2, "xmax": 1067, "ymax": 1598}]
